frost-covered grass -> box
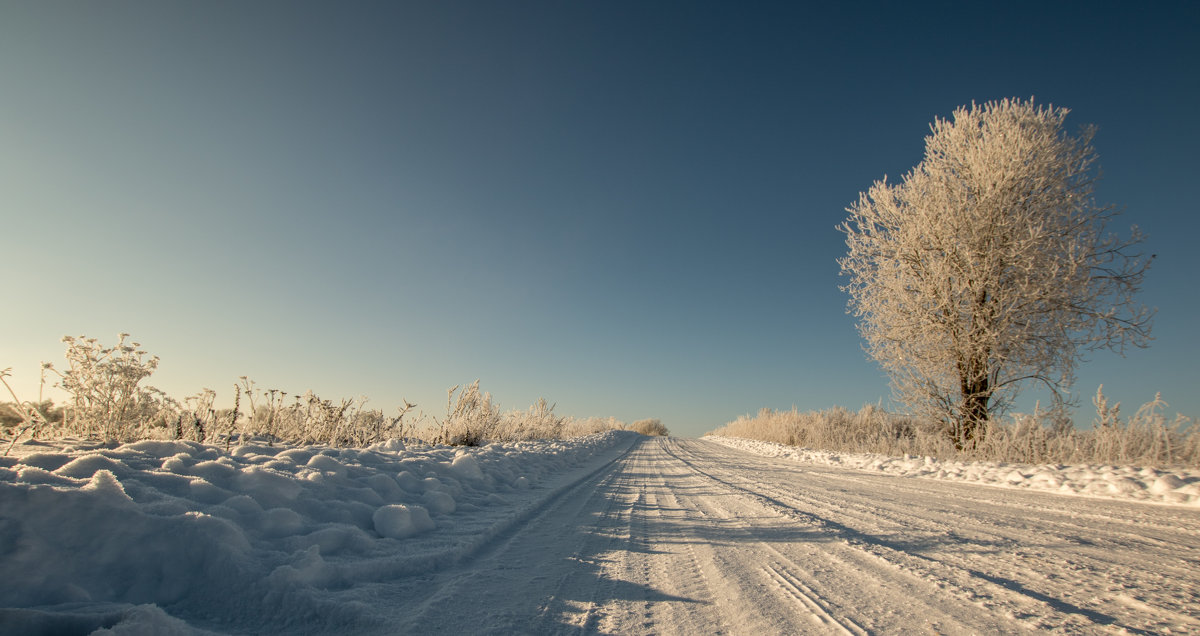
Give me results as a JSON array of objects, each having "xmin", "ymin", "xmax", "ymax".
[
  {"xmin": 0, "ymin": 430, "xmax": 641, "ymax": 633},
  {"xmin": 707, "ymin": 389, "xmax": 1200, "ymax": 468},
  {"xmin": 426, "ymin": 381, "xmax": 665, "ymax": 446},
  {"xmin": 3, "ymin": 333, "xmax": 664, "ymax": 451}
]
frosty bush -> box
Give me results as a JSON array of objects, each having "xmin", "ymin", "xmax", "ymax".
[
  {"xmin": 630, "ymin": 418, "xmax": 669, "ymax": 436},
  {"xmin": 434, "ymin": 381, "xmax": 502, "ymax": 446},
  {"xmin": 428, "ymin": 383, "xmax": 638, "ymax": 445},
  {"xmin": 44, "ymin": 334, "xmax": 173, "ymax": 441},
  {"xmin": 560, "ymin": 416, "xmax": 629, "ymax": 438},
  {"xmin": 492, "ymin": 398, "xmax": 566, "ymax": 442},
  {"xmin": 709, "ymin": 405, "xmax": 928, "ymax": 455}
]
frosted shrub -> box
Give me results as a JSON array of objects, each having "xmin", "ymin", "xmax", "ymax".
[
  {"xmin": 426, "ymin": 386, "xmax": 639, "ymax": 445},
  {"xmin": 709, "ymin": 405, "xmax": 928, "ymax": 455},
  {"xmin": 493, "ymin": 398, "xmax": 565, "ymax": 442},
  {"xmin": 631, "ymin": 418, "xmax": 669, "ymax": 436},
  {"xmin": 174, "ymin": 388, "xmax": 218, "ymax": 443},
  {"xmin": 435, "ymin": 381, "xmax": 501, "ymax": 446},
  {"xmin": 561, "ymin": 416, "xmax": 628, "ymax": 438},
  {"xmin": 1085, "ymin": 389, "xmax": 1194, "ymax": 465},
  {"xmin": 46, "ymin": 334, "xmax": 172, "ymax": 441}
]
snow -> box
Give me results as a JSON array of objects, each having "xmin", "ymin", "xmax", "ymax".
[
  {"xmin": 0, "ymin": 431, "xmax": 640, "ymax": 634},
  {"xmin": 363, "ymin": 437, "xmax": 1200, "ymax": 634},
  {"xmin": 3, "ymin": 432, "xmax": 1198, "ymax": 634},
  {"xmin": 706, "ymin": 435, "xmax": 1200, "ymax": 505},
  {"xmin": 373, "ymin": 504, "xmax": 436, "ymax": 539}
]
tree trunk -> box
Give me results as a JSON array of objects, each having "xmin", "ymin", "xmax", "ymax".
[
  {"xmin": 960, "ymin": 381, "xmax": 988, "ymax": 446},
  {"xmin": 958, "ymin": 287, "xmax": 993, "ymax": 449},
  {"xmin": 950, "ymin": 350, "xmax": 988, "ymax": 446}
]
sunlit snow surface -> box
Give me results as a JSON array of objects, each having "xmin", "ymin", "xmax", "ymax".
[
  {"xmin": 5, "ymin": 431, "xmax": 1198, "ymax": 634},
  {"xmin": 0, "ymin": 432, "xmax": 640, "ymax": 634},
  {"xmin": 707, "ymin": 435, "xmax": 1200, "ymax": 505}
]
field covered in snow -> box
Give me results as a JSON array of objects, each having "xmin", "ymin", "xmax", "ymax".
[
  {"xmin": 0, "ymin": 431, "xmax": 640, "ymax": 634},
  {"xmin": 707, "ymin": 436, "xmax": 1200, "ymax": 506}
]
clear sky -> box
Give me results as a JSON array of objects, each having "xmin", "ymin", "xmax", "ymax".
[{"xmin": 2, "ymin": 2, "xmax": 1197, "ymax": 438}]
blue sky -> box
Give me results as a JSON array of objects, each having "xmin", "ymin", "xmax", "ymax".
[{"xmin": 2, "ymin": 2, "xmax": 1197, "ymax": 438}]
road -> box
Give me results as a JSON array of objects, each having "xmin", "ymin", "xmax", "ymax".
[{"xmin": 381, "ymin": 436, "xmax": 1200, "ymax": 634}]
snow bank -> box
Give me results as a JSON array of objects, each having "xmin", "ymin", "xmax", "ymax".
[
  {"xmin": 0, "ymin": 431, "xmax": 640, "ymax": 634},
  {"xmin": 706, "ymin": 435, "xmax": 1200, "ymax": 505}
]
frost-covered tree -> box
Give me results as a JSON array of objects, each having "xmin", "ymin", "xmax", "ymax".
[{"xmin": 838, "ymin": 99, "xmax": 1152, "ymax": 446}]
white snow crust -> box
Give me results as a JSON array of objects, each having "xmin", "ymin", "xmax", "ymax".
[
  {"xmin": 0, "ymin": 431, "xmax": 640, "ymax": 634},
  {"xmin": 706, "ymin": 435, "xmax": 1200, "ymax": 505}
]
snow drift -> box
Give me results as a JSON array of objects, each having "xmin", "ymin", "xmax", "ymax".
[{"xmin": 0, "ymin": 431, "xmax": 640, "ymax": 634}]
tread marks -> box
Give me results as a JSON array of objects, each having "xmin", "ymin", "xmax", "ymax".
[
  {"xmin": 763, "ymin": 563, "xmax": 868, "ymax": 636},
  {"xmin": 664, "ymin": 438, "xmax": 1040, "ymax": 633},
  {"xmin": 641, "ymin": 462, "xmax": 731, "ymax": 636},
  {"xmin": 354, "ymin": 436, "xmax": 1198, "ymax": 634},
  {"xmin": 683, "ymin": 438, "xmax": 1200, "ymax": 634},
  {"xmin": 390, "ymin": 438, "xmax": 641, "ymax": 634}
]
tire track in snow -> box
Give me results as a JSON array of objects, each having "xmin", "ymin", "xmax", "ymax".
[
  {"xmin": 526, "ymin": 462, "xmax": 633, "ymax": 634},
  {"xmin": 620, "ymin": 447, "xmax": 731, "ymax": 636},
  {"xmin": 671, "ymin": 440, "xmax": 1132, "ymax": 633},
  {"xmin": 762, "ymin": 563, "xmax": 867, "ymax": 636},
  {"xmin": 584, "ymin": 439, "xmax": 725, "ymax": 635},
  {"xmin": 663, "ymin": 442, "xmax": 1008, "ymax": 634},
  {"xmin": 704, "ymin": 438, "xmax": 1200, "ymax": 633},
  {"xmin": 676, "ymin": 437, "xmax": 1200, "ymax": 634},
  {"xmin": 359, "ymin": 435, "xmax": 1197, "ymax": 634},
  {"xmin": 383, "ymin": 437, "xmax": 641, "ymax": 634}
]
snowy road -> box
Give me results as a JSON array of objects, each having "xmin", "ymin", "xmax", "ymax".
[
  {"xmin": 382, "ymin": 436, "xmax": 1200, "ymax": 635},
  {"xmin": 5, "ymin": 433, "xmax": 1198, "ymax": 634}
]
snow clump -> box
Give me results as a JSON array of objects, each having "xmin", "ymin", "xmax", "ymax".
[{"xmin": 373, "ymin": 504, "xmax": 436, "ymax": 539}]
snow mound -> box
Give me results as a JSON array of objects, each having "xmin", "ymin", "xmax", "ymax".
[
  {"xmin": 373, "ymin": 504, "xmax": 436, "ymax": 538},
  {"xmin": 706, "ymin": 436, "xmax": 1200, "ymax": 506},
  {"xmin": 0, "ymin": 431, "xmax": 640, "ymax": 633}
]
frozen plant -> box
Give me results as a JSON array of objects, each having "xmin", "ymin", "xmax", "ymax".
[
  {"xmin": 1, "ymin": 368, "xmax": 53, "ymax": 454},
  {"xmin": 45, "ymin": 333, "xmax": 172, "ymax": 441},
  {"xmin": 435, "ymin": 381, "xmax": 501, "ymax": 446},
  {"xmin": 494, "ymin": 398, "xmax": 565, "ymax": 441},
  {"xmin": 630, "ymin": 418, "xmax": 669, "ymax": 436}
]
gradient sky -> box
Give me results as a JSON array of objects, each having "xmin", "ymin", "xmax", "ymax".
[{"xmin": 2, "ymin": 2, "xmax": 1197, "ymax": 438}]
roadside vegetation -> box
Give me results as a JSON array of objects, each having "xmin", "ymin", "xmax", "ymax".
[
  {"xmin": 2, "ymin": 333, "xmax": 666, "ymax": 454},
  {"xmin": 707, "ymin": 393, "xmax": 1199, "ymax": 467}
]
